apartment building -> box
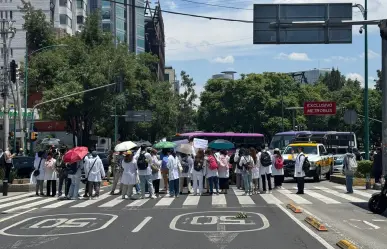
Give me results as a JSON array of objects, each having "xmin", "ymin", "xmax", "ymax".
[{"xmin": 165, "ymin": 66, "xmax": 179, "ymax": 95}]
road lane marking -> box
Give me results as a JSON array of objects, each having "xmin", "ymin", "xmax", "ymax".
[
  {"xmin": 0, "ymin": 196, "xmax": 41, "ymax": 209},
  {"xmin": 260, "ymin": 194, "xmax": 283, "ymax": 204},
  {"xmin": 313, "ymin": 187, "xmax": 365, "ymax": 202},
  {"xmin": 155, "ymin": 197, "xmax": 174, "ymax": 207},
  {"xmin": 3, "ymin": 198, "xmax": 57, "ymax": 213},
  {"xmin": 277, "ymin": 189, "xmax": 312, "ymax": 204},
  {"xmin": 363, "ymin": 220, "xmax": 380, "ymax": 229},
  {"xmin": 276, "ymin": 204, "xmax": 335, "ymax": 249},
  {"xmin": 132, "ymin": 216, "xmax": 152, "ymax": 232},
  {"xmin": 183, "ymin": 195, "xmax": 200, "ymax": 206},
  {"xmin": 42, "ymin": 200, "xmax": 76, "ymax": 208},
  {"xmin": 0, "ymin": 208, "xmax": 36, "ymax": 223},
  {"xmin": 0, "ymin": 193, "xmax": 34, "ymax": 203},
  {"xmin": 71, "ymin": 193, "xmax": 110, "ymax": 208},
  {"xmin": 231, "ymin": 187, "xmax": 255, "ymax": 206},
  {"xmin": 127, "ymin": 199, "xmax": 149, "ymax": 207},
  {"xmin": 333, "ymin": 186, "xmax": 372, "ymax": 198},
  {"xmin": 297, "ymin": 188, "xmax": 341, "ymax": 204},
  {"xmin": 99, "ymin": 197, "xmax": 124, "ymax": 207},
  {"xmin": 212, "ymin": 194, "xmax": 227, "ymax": 207}
]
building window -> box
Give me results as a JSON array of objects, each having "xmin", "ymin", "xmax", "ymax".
[
  {"xmin": 60, "ymin": 14, "xmax": 67, "ymax": 25},
  {"xmin": 69, "ymin": 0, "xmax": 72, "ymax": 10},
  {"xmin": 77, "ymin": 15, "xmax": 84, "ymax": 24},
  {"xmin": 10, "ymin": 11, "xmax": 12, "ymax": 20},
  {"xmin": 10, "ymin": 48, "xmax": 13, "ymax": 57},
  {"xmin": 116, "ymin": 31, "xmax": 125, "ymax": 42},
  {"xmin": 102, "ymin": 10, "xmax": 110, "ymax": 20},
  {"xmin": 77, "ymin": 0, "xmax": 83, "ymax": 8},
  {"xmin": 116, "ymin": 6, "xmax": 125, "ymax": 17},
  {"xmin": 164, "ymin": 74, "xmax": 170, "ymax": 81},
  {"xmin": 102, "ymin": 23, "xmax": 110, "ymax": 32},
  {"xmin": 136, "ymin": 38, "xmax": 145, "ymax": 49},
  {"xmin": 136, "ymin": 26, "xmax": 144, "ymax": 37},
  {"xmin": 102, "ymin": 0, "xmax": 110, "ymax": 7},
  {"xmin": 59, "ymin": 0, "xmax": 67, "ymax": 7},
  {"xmin": 116, "ymin": 19, "xmax": 125, "ymax": 31}
]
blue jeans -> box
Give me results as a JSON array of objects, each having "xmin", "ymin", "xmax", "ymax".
[
  {"xmin": 169, "ymin": 179, "xmax": 179, "ymax": 196},
  {"xmin": 135, "ymin": 183, "xmax": 140, "ymax": 193},
  {"xmin": 243, "ymin": 171, "xmax": 252, "ymax": 194},
  {"xmin": 208, "ymin": 176, "xmax": 219, "ymax": 194},
  {"xmin": 68, "ymin": 174, "xmax": 80, "ymax": 199},
  {"xmin": 346, "ymin": 175, "xmax": 353, "ymax": 193},
  {"xmin": 139, "ymin": 175, "xmax": 154, "ymax": 197}
]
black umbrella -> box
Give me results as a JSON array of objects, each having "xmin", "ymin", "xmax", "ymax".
[{"xmin": 135, "ymin": 140, "xmax": 152, "ymax": 147}]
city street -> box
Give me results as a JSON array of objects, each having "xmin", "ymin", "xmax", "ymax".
[{"xmin": 0, "ymin": 180, "xmax": 386, "ymax": 249}]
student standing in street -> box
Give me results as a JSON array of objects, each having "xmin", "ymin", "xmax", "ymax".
[
  {"xmin": 85, "ymin": 151, "xmax": 105, "ymax": 199},
  {"xmin": 137, "ymin": 147, "xmax": 155, "ymax": 199},
  {"xmin": 167, "ymin": 150, "xmax": 180, "ymax": 198},
  {"xmin": 272, "ymin": 148, "xmax": 284, "ymax": 189},
  {"xmin": 295, "ymin": 147, "xmax": 306, "ymax": 194},
  {"xmin": 44, "ymin": 152, "xmax": 57, "ymax": 197},
  {"xmin": 192, "ymin": 149, "xmax": 206, "ymax": 195},
  {"xmin": 259, "ymin": 145, "xmax": 273, "ymax": 194},
  {"xmin": 343, "ymin": 147, "xmax": 357, "ymax": 194},
  {"xmin": 121, "ymin": 149, "xmax": 141, "ymax": 199}
]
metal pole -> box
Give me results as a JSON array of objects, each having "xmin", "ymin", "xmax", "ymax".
[
  {"xmin": 363, "ymin": 1, "xmax": 370, "ymax": 160},
  {"xmin": 12, "ymin": 108, "xmax": 16, "ymax": 150},
  {"xmin": 292, "ymin": 109, "xmax": 295, "ymax": 130},
  {"xmin": 24, "ymin": 52, "xmax": 28, "ymax": 155},
  {"xmin": 281, "ymin": 87, "xmax": 284, "ymax": 131},
  {"xmin": 114, "ymin": 104, "xmax": 118, "ymax": 145},
  {"xmin": 15, "ymin": 80, "xmax": 24, "ymax": 151},
  {"xmin": 381, "ymin": 20, "xmax": 387, "ymax": 177}
]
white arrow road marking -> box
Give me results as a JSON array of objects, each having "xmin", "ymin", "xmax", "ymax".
[
  {"xmin": 204, "ymin": 218, "xmax": 238, "ymax": 249},
  {"xmin": 132, "ymin": 216, "xmax": 152, "ymax": 233}
]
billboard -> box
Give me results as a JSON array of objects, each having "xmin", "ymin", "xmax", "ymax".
[
  {"xmin": 304, "ymin": 101, "xmax": 336, "ymax": 115},
  {"xmin": 253, "ymin": 3, "xmax": 353, "ymax": 44}
]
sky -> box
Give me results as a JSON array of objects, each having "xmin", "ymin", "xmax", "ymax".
[{"xmin": 160, "ymin": 0, "xmax": 386, "ymax": 101}]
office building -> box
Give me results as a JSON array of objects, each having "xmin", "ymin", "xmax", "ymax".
[
  {"xmin": 165, "ymin": 66, "xmax": 179, "ymax": 95},
  {"xmin": 212, "ymin": 71, "xmax": 237, "ymax": 80},
  {"xmin": 288, "ymin": 68, "xmax": 331, "ymax": 84},
  {"xmin": 145, "ymin": 1, "xmax": 165, "ymax": 80},
  {"xmin": 91, "ymin": 0, "xmax": 145, "ymax": 53}
]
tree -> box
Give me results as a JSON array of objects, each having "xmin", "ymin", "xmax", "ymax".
[
  {"xmin": 375, "ymin": 69, "xmax": 382, "ymax": 91},
  {"xmin": 177, "ymin": 71, "xmax": 198, "ymax": 132},
  {"xmin": 320, "ymin": 68, "xmax": 346, "ymax": 91},
  {"xmin": 19, "ymin": 0, "xmax": 55, "ymax": 52}
]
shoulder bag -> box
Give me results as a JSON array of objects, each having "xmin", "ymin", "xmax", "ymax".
[{"xmin": 33, "ymin": 158, "xmax": 43, "ymax": 177}]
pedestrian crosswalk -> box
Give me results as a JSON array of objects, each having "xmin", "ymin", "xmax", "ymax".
[{"xmin": 0, "ymin": 185, "xmax": 378, "ymax": 213}]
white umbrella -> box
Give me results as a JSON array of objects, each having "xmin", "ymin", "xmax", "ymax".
[
  {"xmin": 114, "ymin": 141, "xmax": 137, "ymax": 152},
  {"xmin": 176, "ymin": 144, "xmax": 192, "ymax": 155}
]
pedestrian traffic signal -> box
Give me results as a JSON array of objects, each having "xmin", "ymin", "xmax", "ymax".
[
  {"xmin": 30, "ymin": 132, "xmax": 38, "ymax": 141},
  {"xmin": 10, "ymin": 60, "xmax": 17, "ymax": 83}
]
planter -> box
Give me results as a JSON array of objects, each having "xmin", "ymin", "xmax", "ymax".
[{"xmin": 330, "ymin": 175, "xmax": 375, "ymax": 187}]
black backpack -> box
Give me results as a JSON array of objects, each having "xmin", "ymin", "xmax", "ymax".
[
  {"xmin": 181, "ymin": 158, "xmax": 190, "ymax": 173},
  {"xmin": 301, "ymin": 155, "xmax": 311, "ymax": 173},
  {"xmin": 194, "ymin": 159, "xmax": 204, "ymax": 172},
  {"xmin": 137, "ymin": 153, "xmax": 148, "ymax": 170},
  {"xmin": 229, "ymin": 154, "xmax": 235, "ymax": 164},
  {"xmin": 260, "ymin": 151, "xmax": 272, "ymax": 167}
]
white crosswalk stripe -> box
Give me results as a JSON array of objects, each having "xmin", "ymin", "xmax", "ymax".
[{"xmin": 0, "ymin": 185, "xmax": 377, "ymax": 211}]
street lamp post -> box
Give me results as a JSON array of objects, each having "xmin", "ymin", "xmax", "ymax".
[
  {"xmin": 29, "ymin": 83, "xmax": 117, "ymax": 152},
  {"xmin": 23, "ymin": 44, "xmax": 69, "ymax": 155}
]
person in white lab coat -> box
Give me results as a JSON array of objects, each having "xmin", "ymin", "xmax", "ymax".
[
  {"xmin": 137, "ymin": 147, "xmax": 155, "ymax": 199},
  {"xmin": 233, "ymin": 148, "xmax": 243, "ymax": 190},
  {"xmin": 34, "ymin": 151, "xmax": 46, "ymax": 196},
  {"xmin": 217, "ymin": 150, "xmax": 230, "ymax": 194},
  {"xmin": 294, "ymin": 147, "xmax": 306, "ymax": 194},
  {"xmin": 167, "ymin": 151, "xmax": 180, "ymax": 197},
  {"xmin": 121, "ymin": 148, "xmax": 141, "ymax": 199},
  {"xmin": 150, "ymin": 149, "xmax": 162, "ymax": 198},
  {"xmin": 85, "ymin": 151, "xmax": 105, "ymax": 199},
  {"xmin": 272, "ymin": 148, "xmax": 284, "ymax": 189},
  {"xmin": 44, "ymin": 152, "xmax": 57, "ymax": 197},
  {"xmin": 192, "ymin": 149, "xmax": 206, "ymax": 195},
  {"xmin": 251, "ymin": 148, "xmax": 260, "ymax": 194},
  {"xmin": 239, "ymin": 148, "xmax": 254, "ymax": 196},
  {"xmin": 178, "ymin": 152, "xmax": 192, "ymax": 194},
  {"xmin": 259, "ymin": 146, "xmax": 273, "ymax": 194}
]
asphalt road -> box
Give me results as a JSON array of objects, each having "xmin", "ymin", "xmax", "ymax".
[{"xmin": 0, "ymin": 178, "xmax": 385, "ymax": 249}]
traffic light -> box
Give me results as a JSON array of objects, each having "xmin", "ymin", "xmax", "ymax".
[
  {"xmin": 10, "ymin": 60, "xmax": 17, "ymax": 83},
  {"xmin": 30, "ymin": 132, "xmax": 38, "ymax": 141}
]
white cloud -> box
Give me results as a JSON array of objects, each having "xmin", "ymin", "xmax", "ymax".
[
  {"xmin": 360, "ymin": 49, "xmax": 380, "ymax": 59},
  {"xmin": 275, "ymin": 52, "xmax": 311, "ymax": 61},
  {"xmin": 324, "ymin": 56, "xmax": 357, "ymax": 62},
  {"xmin": 165, "ymin": 1, "xmax": 177, "ymax": 10},
  {"xmin": 212, "ymin": 55, "xmax": 235, "ymax": 64},
  {"xmin": 346, "ymin": 72, "xmax": 364, "ymax": 85}
]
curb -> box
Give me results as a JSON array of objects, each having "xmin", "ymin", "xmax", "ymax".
[
  {"xmin": 286, "ymin": 203, "xmax": 302, "ymax": 213},
  {"xmin": 336, "ymin": 240, "xmax": 358, "ymax": 249},
  {"xmin": 304, "ymin": 216, "xmax": 328, "ymax": 231}
]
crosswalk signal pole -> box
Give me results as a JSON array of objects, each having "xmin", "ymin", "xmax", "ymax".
[{"xmin": 380, "ymin": 20, "xmax": 387, "ymax": 180}]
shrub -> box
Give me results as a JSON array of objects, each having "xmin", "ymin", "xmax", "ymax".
[{"xmin": 355, "ymin": 160, "xmax": 373, "ymax": 178}]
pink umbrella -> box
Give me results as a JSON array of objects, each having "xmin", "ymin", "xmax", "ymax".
[{"xmin": 63, "ymin": 146, "xmax": 89, "ymax": 164}]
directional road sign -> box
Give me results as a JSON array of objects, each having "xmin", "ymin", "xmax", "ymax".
[{"xmin": 125, "ymin": 110, "xmax": 152, "ymax": 122}]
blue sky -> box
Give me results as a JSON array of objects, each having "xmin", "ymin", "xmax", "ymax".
[{"xmin": 161, "ymin": 0, "xmax": 386, "ymax": 98}]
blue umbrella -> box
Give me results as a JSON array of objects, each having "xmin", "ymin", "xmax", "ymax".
[{"xmin": 208, "ymin": 139, "xmax": 234, "ymax": 150}]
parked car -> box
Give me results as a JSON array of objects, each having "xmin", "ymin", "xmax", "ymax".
[
  {"xmin": 12, "ymin": 156, "xmax": 35, "ymax": 178},
  {"xmin": 333, "ymin": 154, "xmax": 346, "ymax": 174}
]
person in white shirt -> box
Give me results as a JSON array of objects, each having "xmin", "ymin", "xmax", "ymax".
[
  {"xmin": 178, "ymin": 152, "xmax": 193, "ymax": 194},
  {"xmin": 150, "ymin": 149, "xmax": 162, "ymax": 198},
  {"xmin": 167, "ymin": 151, "xmax": 181, "ymax": 197},
  {"xmin": 217, "ymin": 150, "xmax": 230, "ymax": 194},
  {"xmin": 294, "ymin": 147, "xmax": 306, "ymax": 194},
  {"xmin": 251, "ymin": 148, "xmax": 260, "ymax": 194},
  {"xmin": 192, "ymin": 149, "xmax": 206, "ymax": 195},
  {"xmin": 34, "ymin": 151, "xmax": 46, "ymax": 196},
  {"xmin": 85, "ymin": 151, "xmax": 105, "ymax": 199},
  {"xmin": 259, "ymin": 145, "xmax": 273, "ymax": 194},
  {"xmin": 137, "ymin": 147, "xmax": 155, "ymax": 199},
  {"xmin": 121, "ymin": 148, "xmax": 141, "ymax": 199},
  {"xmin": 239, "ymin": 148, "xmax": 254, "ymax": 196}
]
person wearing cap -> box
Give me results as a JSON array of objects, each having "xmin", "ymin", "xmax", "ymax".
[
  {"xmin": 121, "ymin": 149, "xmax": 141, "ymax": 199},
  {"xmin": 85, "ymin": 151, "xmax": 105, "ymax": 199}
]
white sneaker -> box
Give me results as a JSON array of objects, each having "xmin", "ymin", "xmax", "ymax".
[{"xmin": 150, "ymin": 196, "xmax": 156, "ymax": 199}]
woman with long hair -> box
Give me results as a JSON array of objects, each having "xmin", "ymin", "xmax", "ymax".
[
  {"xmin": 239, "ymin": 148, "xmax": 254, "ymax": 195},
  {"xmin": 250, "ymin": 147, "xmax": 260, "ymax": 194},
  {"xmin": 217, "ymin": 150, "xmax": 230, "ymax": 194},
  {"xmin": 205, "ymin": 149, "xmax": 219, "ymax": 195},
  {"xmin": 272, "ymin": 148, "xmax": 284, "ymax": 189},
  {"xmin": 121, "ymin": 148, "xmax": 141, "ymax": 199},
  {"xmin": 150, "ymin": 149, "xmax": 162, "ymax": 198},
  {"xmin": 192, "ymin": 149, "xmax": 206, "ymax": 195}
]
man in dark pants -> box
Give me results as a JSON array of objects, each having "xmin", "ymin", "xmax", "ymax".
[
  {"xmin": 373, "ymin": 147, "xmax": 382, "ymax": 183},
  {"xmin": 295, "ymin": 147, "xmax": 305, "ymax": 194}
]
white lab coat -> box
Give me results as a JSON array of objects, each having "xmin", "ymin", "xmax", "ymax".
[
  {"xmin": 294, "ymin": 153, "xmax": 306, "ymax": 177},
  {"xmin": 167, "ymin": 155, "xmax": 180, "ymax": 180},
  {"xmin": 85, "ymin": 156, "xmax": 106, "ymax": 182},
  {"xmin": 44, "ymin": 158, "xmax": 57, "ymax": 180},
  {"xmin": 121, "ymin": 149, "xmax": 141, "ymax": 185},
  {"xmin": 151, "ymin": 155, "xmax": 162, "ymax": 180},
  {"xmin": 271, "ymin": 154, "xmax": 284, "ymax": 176},
  {"xmin": 217, "ymin": 154, "xmax": 229, "ymax": 178},
  {"xmin": 33, "ymin": 157, "xmax": 46, "ymax": 181},
  {"xmin": 252, "ymin": 157, "xmax": 260, "ymax": 179},
  {"xmin": 259, "ymin": 151, "xmax": 273, "ymax": 175}
]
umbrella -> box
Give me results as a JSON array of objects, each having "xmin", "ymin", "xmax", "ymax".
[
  {"xmin": 208, "ymin": 139, "xmax": 234, "ymax": 150},
  {"xmin": 153, "ymin": 141, "xmax": 176, "ymax": 149},
  {"xmin": 114, "ymin": 141, "xmax": 137, "ymax": 152},
  {"xmin": 63, "ymin": 146, "xmax": 89, "ymax": 164},
  {"xmin": 135, "ymin": 140, "xmax": 152, "ymax": 147},
  {"xmin": 40, "ymin": 138, "xmax": 60, "ymax": 146},
  {"xmin": 176, "ymin": 144, "xmax": 192, "ymax": 155}
]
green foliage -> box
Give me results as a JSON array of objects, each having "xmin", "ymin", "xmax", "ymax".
[
  {"xmin": 355, "ymin": 160, "xmax": 373, "ymax": 178},
  {"xmin": 19, "ymin": 0, "xmax": 55, "ymax": 52},
  {"xmin": 375, "ymin": 69, "xmax": 382, "ymax": 91},
  {"xmin": 177, "ymin": 71, "xmax": 198, "ymax": 132}
]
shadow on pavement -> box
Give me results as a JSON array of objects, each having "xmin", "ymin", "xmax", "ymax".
[{"xmin": 350, "ymin": 201, "xmax": 387, "ymax": 218}]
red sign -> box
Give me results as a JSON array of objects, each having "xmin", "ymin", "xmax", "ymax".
[{"xmin": 304, "ymin": 101, "xmax": 336, "ymax": 115}]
